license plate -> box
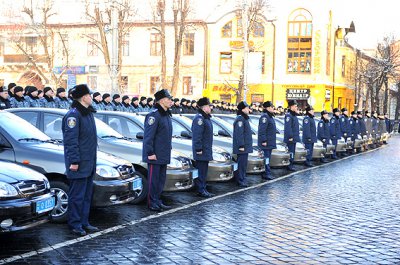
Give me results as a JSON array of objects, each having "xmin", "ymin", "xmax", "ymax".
[
  {"xmin": 233, "ymin": 163, "xmax": 238, "ymax": 171},
  {"xmin": 35, "ymin": 196, "xmax": 55, "ymax": 214},
  {"xmin": 192, "ymin": 169, "xmax": 199, "ymax": 179},
  {"xmin": 132, "ymin": 178, "xmax": 142, "ymax": 190}
]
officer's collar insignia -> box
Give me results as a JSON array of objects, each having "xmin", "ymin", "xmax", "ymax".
[
  {"xmin": 286, "ymin": 117, "xmax": 290, "ymax": 122},
  {"xmin": 67, "ymin": 117, "xmax": 76, "ymax": 128},
  {"xmin": 319, "ymin": 123, "xmax": 323, "ymax": 127},
  {"xmin": 198, "ymin": 118, "xmax": 203, "ymax": 125},
  {"xmin": 350, "ymin": 121, "xmax": 353, "ymax": 124},
  {"xmin": 262, "ymin": 117, "xmax": 267, "ymax": 123},
  {"xmin": 148, "ymin": 116, "xmax": 155, "ymax": 125},
  {"xmin": 238, "ymin": 121, "xmax": 243, "ymax": 127},
  {"xmin": 305, "ymin": 119, "xmax": 308, "ymax": 124}
]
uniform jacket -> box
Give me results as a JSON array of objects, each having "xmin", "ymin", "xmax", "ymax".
[
  {"xmin": 330, "ymin": 115, "xmax": 341, "ymax": 140},
  {"xmin": 92, "ymin": 100, "xmax": 104, "ymax": 111},
  {"xmin": 54, "ymin": 96, "xmax": 71, "ymax": 110},
  {"xmin": 364, "ymin": 116, "xmax": 372, "ymax": 135},
  {"xmin": 350, "ymin": 117, "xmax": 360, "ymax": 139},
  {"xmin": 257, "ymin": 110, "xmax": 277, "ymax": 150},
  {"xmin": 378, "ymin": 118, "xmax": 387, "ymax": 134},
  {"xmin": 284, "ymin": 110, "xmax": 300, "ymax": 144},
  {"xmin": 371, "ymin": 116, "xmax": 378, "ymax": 135},
  {"xmin": 302, "ymin": 114, "xmax": 317, "ymax": 144},
  {"xmin": 339, "ymin": 114, "xmax": 350, "ymax": 137},
  {"xmin": 112, "ymin": 101, "xmax": 123, "ymax": 112},
  {"xmin": 170, "ymin": 105, "xmax": 183, "ymax": 114},
  {"xmin": 62, "ymin": 100, "xmax": 97, "ymax": 179},
  {"xmin": 0, "ymin": 97, "xmax": 11, "ymax": 110},
  {"xmin": 191, "ymin": 109, "xmax": 213, "ymax": 161},
  {"xmin": 41, "ymin": 96, "xmax": 57, "ymax": 108},
  {"xmin": 142, "ymin": 104, "xmax": 173, "ymax": 165},
  {"xmin": 10, "ymin": 95, "xmax": 30, "ymax": 108},
  {"xmin": 137, "ymin": 103, "xmax": 149, "ymax": 112},
  {"xmin": 121, "ymin": 103, "xmax": 134, "ymax": 113},
  {"xmin": 385, "ymin": 118, "xmax": 390, "ymax": 132},
  {"xmin": 358, "ymin": 117, "xmax": 367, "ymax": 136},
  {"xmin": 317, "ymin": 118, "xmax": 330, "ymax": 143},
  {"xmin": 102, "ymin": 102, "xmax": 114, "ymax": 111},
  {"xmin": 233, "ymin": 112, "xmax": 253, "ymax": 154}
]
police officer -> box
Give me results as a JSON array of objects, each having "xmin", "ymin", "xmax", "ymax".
[
  {"xmin": 339, "ymin": 108, "xmax": 350, "ymax": 142},
  {"xmin": 384, "ymin": 114, "xmax": 391, "ymax": 133},
  {"xmin": 10, "ymin": 86, "xmax": 30, "ymax": 108},
  {"xmin": 191, "ymin": 97, "xmax": 214, "ymax": 197},
  {"xmin": 138, "ymin": 96, "xmax": 148, "ymax": 112},
  {"xmin": 143, "ymin": 89, "xmax": 173, "ymax": 211},
  {"xmin": 318, "ymin": 110, "xmax": 330, "ymax": 163},
  {"xmin": 371, "ymin": 111, "xmax": 379, "ymax": 147},
  {"xmin": 358, "ymin": 111, "xmax": 367, "ymax": 137},
  {"xmin": 302, "ymin": 106, "xmax": 317, "ymax": 166},
  {"xmin": 0, "ymin": 86, "xmax": 11, "ymax": 110},
  {"xmin": 258, "ymin": 101, "xmax": 276, "ymax": 180},
  {"xmin": 54, "ymin": 87, "xmax": 71, "ymax": 110},
  {"xmin": 91, "ymin": 92, "xmax": 103, "ymax": 110},
  {"xmin": 233, "ymin": 101, "xmax": 253, "ymax": 187},
  {"xmin": 101, "ymin": 93, "xmax": 114, "ymax": 111},
  {"xmin": 111, "ymin": 94, "xmax": 123, "ymax": 111},
  {"xmin": 284, "ymin": 100, "xmax": 300, "ymax": 171},
  {"xmin": 24, "ymin": 86, "xmax": 41, "ymax": 107},
  {"xmin": 121, "ymin": 95, "xmax": 133, "ymax": 112},
  {"xmin": 330, "ymin": 108, "xmax": 341, "ymax": 159},
  {"xmin": 147, "ymin": 97, "xmax": 154, "ymax": 110},
  {"xmin": 62, "ymin": 84, "xmax": 98, "ymax": 236},
  {"xmin": 131, "ymin": 97, "xmax": 140, "ymax": 113},
  {"xmin": 41, "ymin": 87, "xmax": 57, "ymax": 108},
  {"xmin": 170, "ymin": 98, "xmax": 182, "ymax": 114}
]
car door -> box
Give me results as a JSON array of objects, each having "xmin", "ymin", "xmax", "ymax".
[{"xmin": 0, "ymin": 131, "xmax": 16, "ymax": 161}]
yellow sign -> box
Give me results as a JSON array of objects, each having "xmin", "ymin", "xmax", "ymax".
[{"xmin": 229, "ymin": 40, "xmax": 254, "ymax": 50}]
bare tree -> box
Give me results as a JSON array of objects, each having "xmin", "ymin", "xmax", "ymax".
[
  {"xmin": 10, "ymin": 0, "xmax": 70, "ymax": 87},
  {"xmin": 84, "ymin": 0, "xmax": 135, "ymax": 94}
]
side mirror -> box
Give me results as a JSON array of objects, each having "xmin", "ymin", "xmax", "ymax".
[
  {"xmin": 218, "ymin": 130, "xmax": 230, "ymax": 137},
  {"xmin": 136, "ymin": 132, "xmax": 144, "ymax": 140},
  {"xmin": 181, "ymin": 131, "xmax": 192, "ymax": 139}
]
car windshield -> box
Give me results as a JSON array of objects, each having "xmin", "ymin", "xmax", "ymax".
[
  {"xmin": 217, "ymin": 115, "xmax": 257, "ymax": 135},
  {"xmin": 0, "ymin": 112, "xmax": 51, "ymax": 142},
  {"xmin": 95, "ymin": 118, "xmax": 124, "ymax": 139}
]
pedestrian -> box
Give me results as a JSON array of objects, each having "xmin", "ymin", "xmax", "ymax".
[
  {"xmin": 302, "ymin": 106, "xmax": 317, "ymax": 166},
  {"xmin": 143, "ymin": 89, "xmax": 173, "ymax": 211},
  {"xmin": 258, "ymin": 101, "xmax": 277, "ymax": 180},
  {"xmin": 0, "ymin": 86, "xmax": 11, "ymax": 110},
  {"xmin": 317, "ymin": 110, "xmax": 330, "ymax": 162},
  {"xmin": 284, "ymin": 100, "xmax": 300, "ymax": 171},
  {"xmin": 41, "ymin": 87, "xmax": 57, "ymax": 108},
  {"xmin": 10, "ymin": 86, "xmax": 29, "ymax": 108},
  {"xmin": 233, "ymin": 101, "xmax": 253, "ymax": 187},
  {"xmin": 92, "ymin": 92, "xmax": 104, "ymax": 111},
  {"xmin": 54, "ymin": 87, "xmax": 71, "ymax": 110},
  {"xmin": 330, "ymin": 108, "xmax": 341, "ymax": 158},
  {"xmin": 62, "ymin": 84, "xmax": 99, "ymax": 236},
  {"xmin": 191, "ymin": 97, "xmax": 214, "ymax": 197}
]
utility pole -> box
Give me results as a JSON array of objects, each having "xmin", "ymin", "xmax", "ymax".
[
  {"xmin": 242, "ymin": 0, "xmax": 249, "ymax": 102},
  {"xmin": 110, "ymin": 0, "xmax": 119, "ymax": 94}
]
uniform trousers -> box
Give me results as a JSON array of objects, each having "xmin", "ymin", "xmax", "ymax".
[
  {"xmin": 68, "ymin": 175, "xmax": 93, "ymax": 230},
  {"xmin": 147, "ymin": 164, "xmax": 167, "ymax": 208}
]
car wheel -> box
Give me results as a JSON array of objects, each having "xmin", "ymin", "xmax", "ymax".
[
  {"xmin": 50, "ymin": 180, "xmax": 69, "ymax": 223},
  {"xmin": 129, "ymin": 172, "xmax": 148, "ymax": 205}
]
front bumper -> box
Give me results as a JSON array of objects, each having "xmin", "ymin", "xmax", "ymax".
[
  {"xmin": 312, "ymin": 146, "xmax": 326, "ymax": 159},
  {"xmin": 164, "ymin": 168, "xmax": 196, "ymax": 191},
  {"xmin": 325, "ymin": 144, "xmax": 335, "ymax": 155},
  {"xmin": 92, "ymin": 175, "xmax": 141, "ymax": 207},
  {"xmin": 0, "ymin": 193, "xmax": 54, "ymax": 232},
  {"xmin": 270, "ymin": 150, "xmax": 290, "ymax": 168},
  {"xmin": 354, "ymin": 139, "xmax": 363, "ymax": 148},
  {"xmin": 247, "ymin": 157, "xmax": 265, "ymax": 174},
  {"xmin": 336, "ymin": 142, "xmax": 347, "ymax": 152},
  {"xmin": 208, "ymin": 161, "xmax": 236, "ymax": 181},
  {"xmin": 294, "ymin": 148, "xmax": 307, "ymax": 162}
]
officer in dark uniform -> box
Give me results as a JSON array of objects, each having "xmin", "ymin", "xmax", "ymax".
[
  {"xmin": 258, "ymin": 101, "xmax": 276, "ymax": 180},
  {"xmin": 41, "ymin": 87, "xmax": 57, "ymax": 108},
  {"xmin": 62, "ymin": 84, "xmax": 98, "ymax": 236},
  {"xmin": 171, "ymin": 98, "xmax": 182, "ymax": 114},
  {"xmin": 350, "ymin": 111, "xmax": 360, "ymax": 141},
  {"xmin": 357, "ymin": 111, "xmax": 367, "ymax": 137},
  {"xmin": 339, "ymin": 108, "xmax": 350, "ymax": 141},
  {"xmin": 143, "ymin": 89, "xmax": 173, "ymax": 211},
  {"xmin": 0, "ymin": 86, "xmax": 11, "ymax": 110},
  {"xmin": 92, "ymin": 92, "xmax": 104, "ymax": 111},
  {"xmin": 384, "ymin": 114, "xmax": 391, "ymax": 133},
  {"xmin": 233, "ymin": 101, "xmax": 253, "ymax": 187},
  {"xmin": 317, "ymin": 110, "xmax": 330, "ymax": 163},
  {"xmin": 191, "ymin": 97, "xmax": 214, "ymax": 197},
  {"xmin": 284, "ymin": 100, "xmax": 300, "ymax": 171},
  {"xmin": 302, "ymin": 106, "xmax": 317, "ymax": 167},
  {"xmin": 330, "ymin": 108, "xmax": 341, "ymax": 159}
]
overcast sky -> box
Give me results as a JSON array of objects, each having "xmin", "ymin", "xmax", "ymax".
[{"xmin": 1, "ymin": 0, "xmax": 398, "ymax": 50}]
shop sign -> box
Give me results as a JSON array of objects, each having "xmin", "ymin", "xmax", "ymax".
[
  {"xmin": 286, "ymin": 89, "xmax": 310, "ymax": 100},
  {"xmin": 325, "ymin": 89, "xmax": 331, "ymax": 100},
  {"xmin": 229, "ymin": 40, "xmax": 254, "ymax": 50},
  {"xmin": 53, "ymin": 66, "xmax": 86, "ymax": 75}
]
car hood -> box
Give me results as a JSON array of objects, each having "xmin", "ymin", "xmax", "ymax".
[
  {"xmin": 96, "ymin": 151, "xmax": 132, "ymax": 167},
  {"xmin": 0, "ymin": 161, "xmax": 47, "ymax": 183}
]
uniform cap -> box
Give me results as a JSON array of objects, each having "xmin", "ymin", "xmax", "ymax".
[
  {"xmin": 8, "ymin": 83, "xmax": 16, "ymax": 90},
  {"xmin": 262, "ymin": 101, "xmax": 274, "ymax": 108},
  {"xmin": 333, "ymin": 108, "xmax": 340, "ymax": 113},
  {"xmin": 0, "ymin": 86, "xmax": 7, "ymax": 93},
  {"xmin": 321, "ymin": 110, "xmax": 329, "ymax": 116},
  {"xmin": 154, "ymin": 89, "xmax": 173, "ymax": 101},
  {"xmin": 287, "ymin": 100, "xmax": 298, "ymax": 107},
  {"xmin": 237, "ymin": 101, "xmax": 249, "ymax": 110},
  {"xmin": 351, "ymin": 111, "xmax": 357, "ymax": 115},
  {"xmin": 357, "ymin": 111, "xmax": 362, "ymax": 115},
  {"xmin": 112, "ymin": 94, "xmax": 121, "ymax": 100},
  {"xmin": 56, "ymin": 87, "xmax": 65, "ymax": 95},
  {"xmin": 341, "ymin": 108, "xmax": 347, "ymax": 112},
  {"xmin": 102, "ymin": 93, "xmax": 111, "ymax": 100},
  {"xmin": 197, "ymin": 97, "xmax": 211, "ymax": 107},
  {"xmin": 131, "ymin": 96, "xmax": 139, "ymax": 102},
  {"xmin": 43, "ymin": 86, "xmax": 53, "ymax": 94},
  {"xmin": 305, "ymin": 105, "xmax": 314, "ymax": 112},
  {"xmin": 122, "ymin": 95, "xmax": 129, "ymax": 101},
  {"xmin": 93, "ymin": 92, "xmax": 101, "ymax": 98},
  {"xmin": 173, "ymin": 98, "xmax": 180, "ymax": 103},
  {"xmin": 71, "ymin": 84, "xmax": 92, "ymax": 99},
  {"xmin": 27, "ymin": 86, "xmax": 38, "ymax": 94},
  {"xmin": 13, "ymin": 86, "xmax": 23, "ymax": 93},
  {"xmin": 147, "ymin": 97, "xmax": 154, "ymax": 103}
]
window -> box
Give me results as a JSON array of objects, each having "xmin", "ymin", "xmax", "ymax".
[
  {"xmin": 43, "ymin": 113, "xmax": 63, "ymax": 140},
  {"xmin": 211, "ymin": 120, "xmax": 228, "ymax": 136},
  {"xmin": 338, "ymin": 97, "xmax": 342, "ymax": 110},
  {"xmin": 121, "ymin": 76, "xmax": 128, "ymax": 92},
  {"xmin": 24, "ymin": 36, "xmax": 38, "ymax": 54},
  {"xmin": 126, "ymin": 120, "xmax": 143, "ymax": 139},
  {"xmin": 87, "ymin": 76, "xmax": 97, "ymax": 90},
  {"xmin": 183, "ymin": 33, "xmax": 194, "ymax": 56},
  {"xmin": 221, "ymin": 21, "xmax": 232, "ymax": 38},
  {"xmin": 87, "ymin": 34, "xmax": 98, "ymax": 56},
  {"xmin": 150, "ymin": 76, "xmax": 160, "ymax": 94},
  {"xmin": 60, "ymin": 34, "xmax": 69, "ymax": 57},
  {"xmin": 287, "ymin": 9, "xmax": 313, "ymax": 73},
  {"xmin": 341, "ymin": 55, "xmax": 346, "ymax": 77},
  {"xmin": 237, "ymin": 17, "xmax": 243, "ymax": 37},
  {"xmin": 253, "ymin": 21, "xmax": 264, "ymax": 37},
  {"xmin": 182, "ymin": 76, "xmax": 192, "ymax": 95},
  {"xmin": 171, "ymin": 120, "xmax": 189, "ymax": 137},
  {"xmin": 150, "ymin": 33, "xmax": 161, "ymax": 56},
  {"xmin": 122, "ymin": 33, "xmax": 129, "ymax": 56},
  {"xmin": 14, "ymin": 112, "xmax": 39, "ymax": 128},
  {"xmin": 220, "ymin": 52, "xmax": 232, "ymax": 74}
]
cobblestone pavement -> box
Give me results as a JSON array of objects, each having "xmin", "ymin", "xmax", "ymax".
[{"xmin": 2, "ymin": 137, "xmax": 400, "ymax": 264}]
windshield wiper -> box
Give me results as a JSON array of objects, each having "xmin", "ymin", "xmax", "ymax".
[
  {"xmin": 18, "ymin": 137, "xmax": 48, "ymax": 142},
  {"xmin": 101, "ymin": 135, "xmax": 122, "ymax": 139}
]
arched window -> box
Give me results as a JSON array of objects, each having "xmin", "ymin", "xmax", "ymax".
[
  {"xmin": 253, "ymin": 21, "xmax": 264, "ymax": 37},
  {"xmin": 287, "ymin": 9, "xmax": 312, "ymax": 73},
  {"xmin": 221, "ymin": 21, "xmax": 232, "ymax": 38}
]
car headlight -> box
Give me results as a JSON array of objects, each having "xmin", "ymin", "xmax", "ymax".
[
  {"xmin": 167, "ymin": 157, "xmax": 184, "ymax": 170},
  {"xmin": 213, "ymin": 152, "xmax": 228, "ymax": 162},
  {"xmin": 96, "ymin": 165, "xmax": 120, "ymax": 178},
  {"xmin": 296, "ymin": 142, "xmax": 305, "ymax": 149},
  {"xmin": 0, "ymin": 181, "xmax": 18, "ymax": 197},
  {"xmin": 276, "ymin": 144, "xmax": 288, "ymax": 152},
  {"xmin": 249, "ymin": 146, "xmax": 264, "ymax": 158}
]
